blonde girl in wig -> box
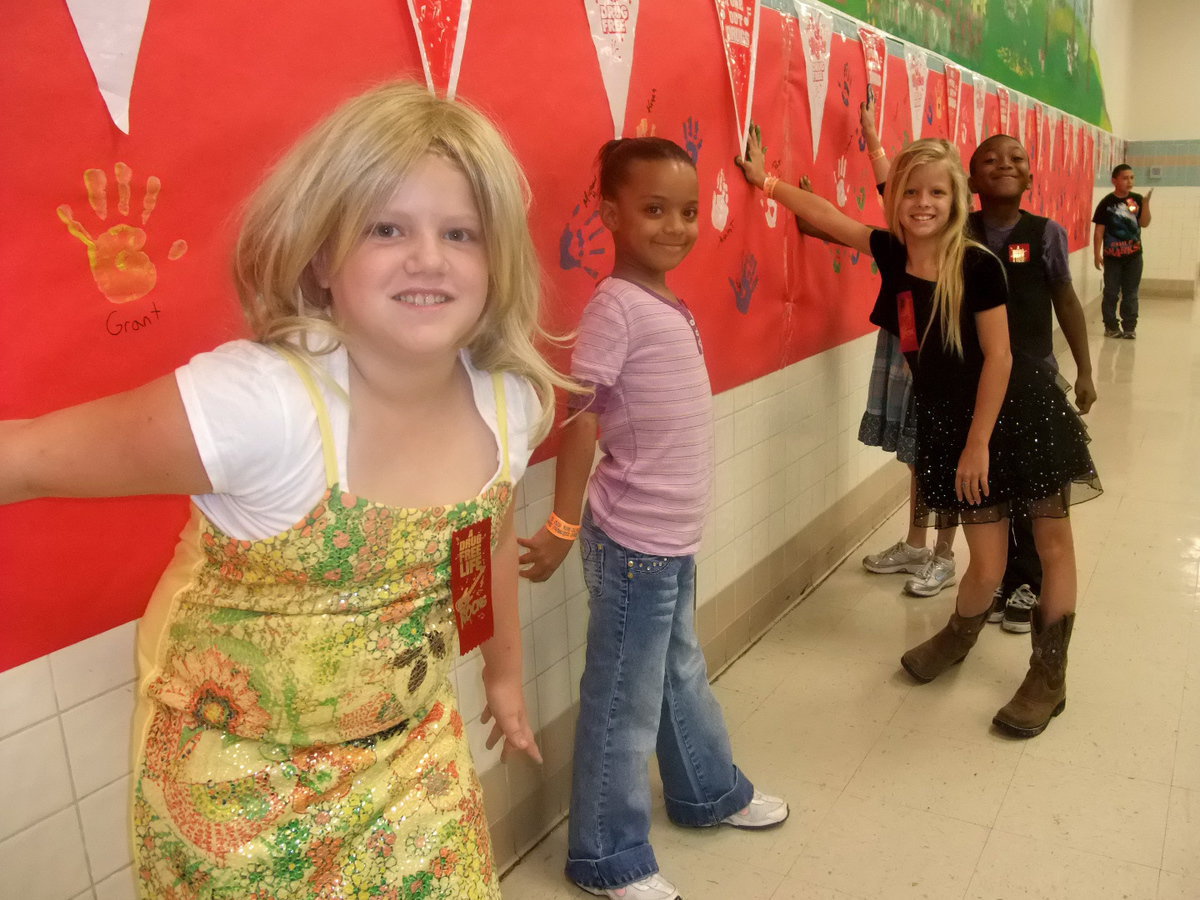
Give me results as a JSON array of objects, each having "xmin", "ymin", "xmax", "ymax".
[
  {"xmin": 1, "ymin": 82, "xmax": 576, "ymax": 898},
  {"xmin": 738, "ymin": 135, "xmax": 1099, "ymax": 738}
]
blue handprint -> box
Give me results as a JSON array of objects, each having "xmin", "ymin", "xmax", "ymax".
[
  {"xmin": 840, "ymin": 63, "xmax": 852, "ymax": 106},
  {"xmin": 683, "ymin": 117, "xmax": 703, "ymax": 164},
  {"xmin": 559, "ymin": 204, "xmax": 606, "ymax": 278},
  {"xmin": 730, "ymin": 252, "xmax": 758, "ymax": 314},
  {"xmin": 926, "ymin": 103, "xmax": 934, "ymax": 126}
]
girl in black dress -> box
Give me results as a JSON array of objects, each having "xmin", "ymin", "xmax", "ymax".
[{"xmin": 737, "ymin": 135, "xmax": 1099, "ymax": 737}]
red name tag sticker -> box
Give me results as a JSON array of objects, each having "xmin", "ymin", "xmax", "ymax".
[
  {"xmin": 1008, "ymin": 243, "xmax": 1030, "ymax": 263},
  {"xmin": 450, "ymin": 517, "xmax": 494, "ymax": 655},
  {"xmin": 897, "ymin": 290, "xmax": 919, "ymax": 353}
]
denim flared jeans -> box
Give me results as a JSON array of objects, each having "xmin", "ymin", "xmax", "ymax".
[{"xmin": 565, "ymin": 511, "xmax": 754, "ymax": 889}]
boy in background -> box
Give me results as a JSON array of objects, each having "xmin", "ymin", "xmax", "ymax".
[{"xmin": 1093, "ymin": 164, "xmax": 1152, "ymax": 339}]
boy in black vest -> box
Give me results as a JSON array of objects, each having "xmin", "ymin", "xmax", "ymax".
[{"xmin": 967, "ymin": 134, "xmax": 1097, "ymax": 632}]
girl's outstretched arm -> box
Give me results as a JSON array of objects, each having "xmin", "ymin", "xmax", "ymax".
[
  {"xmin": 0, "ymin": 375, "xmax": 211, "ymax": 505},
  {"xmin": 517, "ymin": 409, "xmax": 597, "ymax": 582},
  {"xmin": 957, "ymin": 306, "xmax": 1012, "ymax": 506},
  {"xmin": 481, "ymin": 503, "xmax": 543, "ymax": 763},
  {"xmin": 736, "ymin": 125, "xmax": 874, "ymax": 255},
  {"xmin": 860, "ymin": 88, "xmax": 890, "ymax": 185}
]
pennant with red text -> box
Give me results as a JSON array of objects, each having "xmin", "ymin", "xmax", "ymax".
[
  {"xmin": 714, "ymin": 0, "xmax": 761, "ymax": 151},
  {"xmin": 997, "ymin": 86, "xmax": 1011, "ymax": 134},
  {"xmin": 944, "ymin": 62, "xmax": 963, "ymax": 143},
  {"xmin": 795, "ymin": 2, "xmax": 832, "ymax": 159},
  {"xmin": 406, "ymin": 0, "xmax": 472, "ymax": 98},
  {"xmin": 65, "ymin": 0, "xmax": 151, "ymax": 134},
  {"xmin": 583, "ymin": 0, "xmax": 640, "ymax": 138},
  {"xmin": 904, "ymin": 44, "xmax": 928, "ymax": 140},
  {"xmin": 972, "ymin": 72, "xmax": 987, "ymax": 145},
  {"xmin": 858, "ymin": 25, "xmax": 887, "ymax": 141}
]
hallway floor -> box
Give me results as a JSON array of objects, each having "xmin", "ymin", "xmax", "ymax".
[{"xmin": 499, "ymin": 295, "xmax": 1200, "ymax": 900}]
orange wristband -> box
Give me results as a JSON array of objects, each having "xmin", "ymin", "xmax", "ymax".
[
  {"xmin": 762, "ymin": 174, "xmax": 780, "ymax": 199},
  {"xmin": 545, "ymin": 513, "xmax": 581, "ymax": 541}
]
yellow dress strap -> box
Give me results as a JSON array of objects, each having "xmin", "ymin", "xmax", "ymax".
[
  {"xmin": 276, "ymin": 347, "xmax": 339, "ymax": 489},
  {"xmin": 491, "ymin": 372, "xmax": 511, "ymax": 483}
]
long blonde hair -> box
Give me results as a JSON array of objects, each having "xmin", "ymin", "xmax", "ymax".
[
  {"xmin": 233, "ymin": 81, "xmax": 572, "ymax": 440},
  {"xmin": 882, "ymin": 139, "xmax": 988, "ymax": 357}
]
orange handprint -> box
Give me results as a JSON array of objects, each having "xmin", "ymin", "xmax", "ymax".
[{"xmin": 57, "ymin": 163, "xmax": 187, "ymax": 304}]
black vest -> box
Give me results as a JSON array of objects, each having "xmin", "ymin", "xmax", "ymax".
[{"xmin": 968, "ymin": 210, "xmax": 1054, "ymax": 359}]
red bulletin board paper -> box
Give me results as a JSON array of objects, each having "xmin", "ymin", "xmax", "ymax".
[{"xmin": 1, "ymin": 0, "xmax": 1100, "ymax": 671}]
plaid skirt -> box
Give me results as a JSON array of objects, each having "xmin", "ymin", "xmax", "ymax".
[{"xmin": 858, "ymin": 328, "xmax": 917, "ymax": 464}]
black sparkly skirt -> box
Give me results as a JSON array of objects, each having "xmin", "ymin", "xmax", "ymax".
[{"xmin": 912, "ymin": 355, "xmax": 1102, "ymax": 528}]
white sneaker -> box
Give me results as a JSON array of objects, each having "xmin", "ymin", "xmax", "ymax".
[
  {"xmin": 1002, "ymin": 584, "xmax": 1038, "ymax": 633},
  {"xmin": 720, "ymin": 790, "xmax": 789, "ymax": 829},
  {"xmin": 863, "ymin": 540, "xmax": 932, "ymax": 574},
  {"xmin": 904, "ymin": 555, "xmax": 957, "ymax": 597},
  {"xmin": 578, "ymin": 873, "xmax": 681, "ymax": 899}
]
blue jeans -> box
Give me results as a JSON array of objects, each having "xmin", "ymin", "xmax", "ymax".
[
  {"xmin": 565, "ymin": 511, "xmax": 753, "ymax": 889},
  {"xmin": 1101, "ymin": 253, "xmax": 1143, "ymax": 332}
]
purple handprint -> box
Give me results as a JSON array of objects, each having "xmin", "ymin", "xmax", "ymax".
[
  {"xmin": 730, "ymin": 252, "xmax": 759, "ymax": 314},
  {"xmin": 559, "ymin": 203, "xmax": 606, "ymax": 279},
  {"xmin": 683, "ymin": 117, "xmax": 703, "ymax": 164}
]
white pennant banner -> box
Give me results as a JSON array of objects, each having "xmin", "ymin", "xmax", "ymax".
[
  {"xmin": 904, "ymin": 44, "xmax": 929, "ymax": 140},
  {"xmin": 406, "ymin": 0, "xmax": 473, "ymax": 99},
  {"xmin": 972, "ymin": 72, "xmax": 987, "ymax": 145},
  {"xmin": 583, "ymin": 0, "xmax": 640, "ymax": 139},
  {"xmin": 65, "ymin": 0, "xmax": 151, "ymax": 134},
  {"xmin": 795, "ymin": 3, "xmax": 832, "ymax": 159}
]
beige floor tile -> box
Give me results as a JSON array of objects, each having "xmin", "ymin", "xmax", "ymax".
[
  {"xmin": 651, "ymin": 837, "xmax": 787, "ymax": 899},
  {"xmin": 966, "ymin": 830, "xmax": 1160, "ymax": 899},
  {"xmin": 787, "ymin": 793, "xmax": 989, "ymax": 899},
  {"xmin": 994, "ymin": 754, "xmax": 1171, "ymax": 867},
  {"xmin": 843, "ymin": 726, "xmax": 1021, "ymax": 826},
  {"xmin": 770, "ymin": 879, "xmax": 869, "ymax": 899},
  {"xmin": 1157, "ymin": 869, "xmax": 1200, "ymax": 900},
  {"xmin": 1161, "ymin": 786, "xmax": 1200, "ymax": 879},
  {"xmin": 1019, "ymin": 691, "xmax": 1180, "ymax": 784}
]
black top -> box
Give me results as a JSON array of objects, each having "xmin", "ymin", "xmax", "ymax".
[
  {"xmin": 868, "ymin": 229, "xmax": 1007, "ymax": 396},
  {"xmin": 968, "ymin": 210, "xmax": 1054, "ymax": 359},
  {"xmin": 1091, "ymin": 192, "xmax": 1144, "ymax": 257}
]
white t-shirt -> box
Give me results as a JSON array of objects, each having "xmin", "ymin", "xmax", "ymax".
[{"xmin": 175, "ymin": 340, "xmax": 541, "ymax": 541}]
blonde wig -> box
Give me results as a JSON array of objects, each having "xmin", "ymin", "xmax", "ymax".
[
  {"xmin": 882, "ymin": 138, "xmax": 993, "ymax": 358},
  {"xmin": 233, "ymin": 81, "xmax": 571, "ymax": 440}
]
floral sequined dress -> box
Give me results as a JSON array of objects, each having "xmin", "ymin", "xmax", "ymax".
[{"xmin": 132, "ymin": 354, "xmax": 511, "ymax": 900}]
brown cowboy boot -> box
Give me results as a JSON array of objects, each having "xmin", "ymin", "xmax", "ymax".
[
  {"xmin": 900, "ymin": 608, "xmax": 988, "ymax": 683},
  {"xmin": 993, "ymin": 610, "xmax": 1074, "ymax": 738}
]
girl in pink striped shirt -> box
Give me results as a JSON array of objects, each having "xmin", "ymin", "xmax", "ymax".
[{"xmin": 520, "ymin": 137, "xmax": 787, "ymax": 900}]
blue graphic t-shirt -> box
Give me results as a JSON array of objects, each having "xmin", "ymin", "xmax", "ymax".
[{"xmin": 1091, "ymin": 192, "xmax": 1144, "ymax": 257}]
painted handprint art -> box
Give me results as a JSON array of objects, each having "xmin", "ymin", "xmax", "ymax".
[
  {"xmin": 682, "ymin": 117, "xmax": 703, "ymax": 164},
  {"xmin": 57, "ymin": 164, "xmax": 187, "ymax": 304},
  {"xmin": 559, "ymin": 202, "xmax": 607, "ymax": 280},
  {"xmin": 711, "ymin": 168, "xmax": 730, "ymax": 232},
  {"xmin": 835, "ymin": 156, "xmax": 849, "ymax": 207},
  {"xmin": 730, "ymin": 252, "xmax": 758, "ymax": 314}
]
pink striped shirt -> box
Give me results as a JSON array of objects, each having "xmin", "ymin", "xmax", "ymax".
[{"xmin": 571, "ymin": 277, "xmax": 714, "ymax": 556}]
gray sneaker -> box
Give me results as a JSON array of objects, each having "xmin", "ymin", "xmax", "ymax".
[
  {"xmin": 987, "ymin": 587, "xmax": 1006, "ymax": 623},
  {"xmin": 863, "ymin": 540, "xmax": 932, "ymax": 574},
  {"xmin": 904, "ymin": 555, "xmax": 957, "ymax": 596},
  {"xmin": 1002, "ymin": 584, "xmax": 1038, "ymax": 633}
]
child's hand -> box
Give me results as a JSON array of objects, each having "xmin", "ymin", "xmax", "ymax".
[
  {"xmin": 1074, "ymin": 375, "xmax": 1097, "ymax": 414},
  {"xmin": 481, "ymin": 667, "xmax": 542, "ymax": 764},
  {"xmin": 735, "ymin": 123, "xmax": 768, "ymax": 188},
  {"xmin": 859, "ymin": 87, "xmax": 878, "ymax": 138},
  {"xmin": 955, "ymin": 443, "xmax": 990, "ymax": 505},
  {"xmin": 517, "ymin": 529, "xmax": 573, "ymax": 582}
]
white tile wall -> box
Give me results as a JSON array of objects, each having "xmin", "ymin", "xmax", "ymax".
[{"xmin": 1139, "ymin": 186, "xmax": 1200, "ymax": 282}]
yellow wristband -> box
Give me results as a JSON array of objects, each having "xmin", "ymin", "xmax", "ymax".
[
  {"xmin": 545, "ymin": 513, "xmax": 581, "ymax": 541},
  {"xmin": 762, "ymin": 174, "xmax": 780, "ymax": 199}
]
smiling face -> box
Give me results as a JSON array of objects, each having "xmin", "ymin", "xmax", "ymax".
[
  {"xmin": 896, "ymin": 160, "xmax": 955, "ymax": 242},
  {"xmin": 320, "ymin": 153, "xmax": 489, "ymax": 362},
  {"xmin": 968, "ymin": 135, "xmax": 1031, "ymax": 200},
  {"xmin": 600, "ymin": 158, "xmax": 699, "ymax": 284}
]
